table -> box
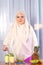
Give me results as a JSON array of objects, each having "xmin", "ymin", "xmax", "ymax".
[
  {"xmin": 0, "ymin": 62, "xmax": 30, "ymax": 65},
  {"xmin": 0, "ymin": 62, "xmax": 43, "ymax": 65}
]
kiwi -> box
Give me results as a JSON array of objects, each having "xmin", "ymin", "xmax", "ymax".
[
  {"xmin": 10, "ymin": 53, "xmax": 14, "ymax": 57},
  {"xmin": 5, "ymin": 54, "xmax": 9, "ymax": 56}
]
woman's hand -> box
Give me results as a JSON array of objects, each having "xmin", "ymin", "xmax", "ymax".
[{"xmin": 2, "ymin": 45, "xmax": 8, "ymax": 51}]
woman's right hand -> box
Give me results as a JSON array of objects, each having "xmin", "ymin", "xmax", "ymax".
[{"xmin": 2, "ymin": 45, "xmax": 8, "ymax": 51}]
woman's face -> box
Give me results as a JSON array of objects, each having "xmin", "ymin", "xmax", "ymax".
[{"xmin": 16, "ymin": 12, "xmax": 25, "ymax": 25}]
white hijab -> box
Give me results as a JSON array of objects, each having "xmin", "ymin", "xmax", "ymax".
[{"xmin": 10, "ymin": 11, "xmax": 30, "ymax": 55}]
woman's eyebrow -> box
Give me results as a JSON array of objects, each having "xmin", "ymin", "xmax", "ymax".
[{"xmin": 16, "ymin": 15, "xmax": 24, "ymax": 17}]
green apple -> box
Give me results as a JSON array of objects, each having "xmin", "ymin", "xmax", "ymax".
[
  {"xmin": 16, "ymin": 55, "xmax": 24, "ymax": 62},
  {"xmin": 16, "ymin": 58, "xmax": 24, "ymax": 62}
]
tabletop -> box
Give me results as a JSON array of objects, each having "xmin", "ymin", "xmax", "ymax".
[
  {"xmin": 0, "ymin": 62, "xmax": 30, "ymax": 65},
  {"xmin": 0, "ymin": 62, "xmax": 43, "ymax": 65}
]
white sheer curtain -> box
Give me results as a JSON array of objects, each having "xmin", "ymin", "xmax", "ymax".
[{"xmin": 0, "ymin": 0, "xmax": 43, "ymax": 61}]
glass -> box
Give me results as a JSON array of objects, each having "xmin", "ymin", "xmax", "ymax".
[
  {"xmin": 5, "ymin": 51, "xmax": 9, "ymax": 63},
  {"xmin": 5, "ymin": 54, "xmax": 9, "ymax": 65},
  {"xmin": 9, "ymin": 53, "xmax": 14, "ymax": 65}
]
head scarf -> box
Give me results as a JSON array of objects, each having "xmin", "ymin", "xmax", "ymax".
[{"xmin": 10, "ymin": 11, "xmax": 31, "ymax": 55}]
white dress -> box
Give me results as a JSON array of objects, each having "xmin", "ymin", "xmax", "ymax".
[{"xmin": 3, "ymin": 22, "xmax": 38, "ymax": 60}]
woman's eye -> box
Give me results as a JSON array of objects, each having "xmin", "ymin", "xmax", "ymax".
[
  {"xmin": 21, "ymin": 16, "xmax": 24, "ymax": 18},
  {"xmin": 17, "ymin": 16, "xmax": 19, "ymax": 18}
]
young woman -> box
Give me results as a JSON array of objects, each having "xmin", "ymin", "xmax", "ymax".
[{"xmin": 2, "ymin": 11, "xmax": 39, "ymax": 63}]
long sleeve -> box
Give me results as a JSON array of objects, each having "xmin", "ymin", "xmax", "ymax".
[
  {"xmin": 30, "ymin": 25, "xmax": 39, "ymax": 47},
  {"xmin": 3, "ymin": 23, "xmax": 14, "ymax": 47}
]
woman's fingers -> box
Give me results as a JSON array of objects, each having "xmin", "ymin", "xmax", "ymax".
[{"xmin": 2, "ymin": 45, "xmax": 8, "ymax": 51}]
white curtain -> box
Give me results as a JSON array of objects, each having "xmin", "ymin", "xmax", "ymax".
[{"xmin": 0, "ymin": 0, "xmax": 43, "ymax": 61}]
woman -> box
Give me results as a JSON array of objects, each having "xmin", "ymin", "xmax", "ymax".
[{"xmin": 2, "ymin": 11, "xmax": 39, "ymax": 63}]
